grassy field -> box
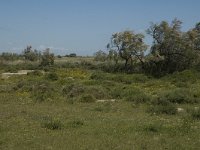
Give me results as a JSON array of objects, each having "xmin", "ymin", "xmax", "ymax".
[{"xmin": 1, "ymin": 58, "xmax": 200, "ymax": 150}]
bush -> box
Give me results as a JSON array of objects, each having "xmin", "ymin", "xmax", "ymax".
[
  {"xmin": 63, "ymin": 83, "xmax": 85, "ymax": 98},
  {"xmin": 90, "ymin": 71, "xmax": 105, "ymax": 80},
  {"xmin": 79, "ymin": 94, "xmax": 96, "ymax": 103},
  {"xmin": 110, "ymin": 74, "xmax": 149, "ymax": 84},
  {"xmin": 32, "ymin": 82, "xmax": 55, "ymax": 102},
  {"xmin": 45, "ymin": 72, "xmax": 59, "ymax": 81},
  {"xmin": 112, "ymin": 86, "xmax": 150, "ymax": 103},
  {"xmin": 87, "ymin": 86, "xmax": 110, "ymax": 99},
  {"xmin": 68, "ymin": 120, "xmax": 84, "ymax": 128},
  {"xmin": 191, "ymin": 108, "xmax": 200, "ymax": 120},
  {"xmin": 148, "ymin": 98, "xmax": 177, "ymax": 115},
  {"xmin": 123, "ymin": 87, "xmax": 150, "ymax": 103},
  {"xmin": 27, "ymin": 70, "xmax": 43, "ymax": 76},
  {"xmin": 13, "ymin": 80, "xmax": 34, "ymax": 92},
  {"xmin": 143, "ymin": 123, "xmax": 162, "ymax": 133},
  {"xmin": 41, "ymin": 117, "xmax": 62, "ymax": 130},
  {"xmin": 157, "ymin": 88, "xmax": 199, "ymax": 104},
  {"xmin": 173, "ymin": 70, "xmax": 199, "ymax": 83},
  {"xmin": 62, "ymin": 83, "xmax": 110, "ymax": 100}
]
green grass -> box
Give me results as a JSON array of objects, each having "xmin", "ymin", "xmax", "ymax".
[{"xmin": 1, "ymin": 64, "xmax": 200, "ymax": 149}]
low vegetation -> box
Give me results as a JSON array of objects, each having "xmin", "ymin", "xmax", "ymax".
[{"xmin": 0, "ymin": 19, "xmax": 200, "ymax": 149}]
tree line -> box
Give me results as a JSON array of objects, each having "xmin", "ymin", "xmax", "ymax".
[
  {"xmin": 0, "ymin": 46, "xmax": 54, "ymax": 67},
  {"xmin": 94, "ymin": 19, "xmax": 200, "ymax": 76}
]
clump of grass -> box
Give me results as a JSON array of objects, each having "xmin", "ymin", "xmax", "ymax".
[
  {"xmin": 62, "ymin": 83, "xmax": 85, "ymax": 98},
  {"xmin": 124, "ymin": 90, "xmax": 150, "ymax": 104},
  {"xmin": 90, "ymin": 71, "xmax": 106, "ymax": 80},
  {"xmin": 32, "ymin": 82, "xmax": 55, "ymax": 102},
  {"xmin": 165, "ymin": 70, "xmax": 199, "ymax": 84},
  {"xmin": 62, "ymin": 83, "xmax": 110, "ymax": 101},
  {"xmin": 87, "ymin": 86, "xmax": 110, "ymax": 99},
  {"xmin": 68, "ymin": 119, "xmax": 84, "ymax": 128},
  {"xmin": 93, "ymin": 102, "xmax": 112, "ymax": 112},
  {"xmin": 143, "ymin": 123, "xmax": 162, "ymax": 133},
  {"xmin": 13, "ymin": 80, "xmax": 34, "ymax": 92},
  {"xmin": 112, "ymin": 86, "xmax": 150, "ymax": 103},
  {"xmin": 79, "ymin": 94, "xmax": 96, "ymax": 103},
  {"xmin": 27, "ymin": 70, "xmax": 43, "ymax": 76},
  {"xmin": 148, "ymin": 98, "xmax": 177, "ymax": 115},
  {"xmin": 191, "ymin": 108, "xmax": 200, "ymax": 120},
  {"xmin": 41, "ymin": 117, "xmax": 63, "ymax": 130},
  {"xmin": 157, "ymin": 88, "xmax": 199, "ymax": 104},
  {"xmin": 45, "ymin": 72, "xmax": 59, "ymax": 81},
  {"xmin": 111, "ymin": 74, "xmax": 149, "ymax": 84}
]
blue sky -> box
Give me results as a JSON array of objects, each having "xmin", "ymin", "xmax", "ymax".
[{"xmin": 0, "ymin": 0, "xmax": 200, "ymax": 55}]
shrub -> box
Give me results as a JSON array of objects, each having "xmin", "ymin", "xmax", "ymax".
[
  {"xmin": 86, "ymin": 86, "xmax": 110, "ymax": 99},
  {"xmin": 157, "ymin": 88, "xmax": 199, "ymax": 104},
  {"xmin": 5, "ymin": 66, "xmax": 18, "ymax": 73},
  {"xmin": 111, "ymin": 86, "xmax": 124, "ymax": 99},
  {"xmin": 90, "ymin": 71, "xmax": 105, "ymax": 80},
  {"xmin": 13, "ymin": 80, "xmax": 34, "ymax": 92},
  {"xmin": 32, "ymin": 82, "xmax": 55, "ymax": 102},
  {"xmin": 41, "ymin": 117, "xmax": 62, "ymax": 130},
  {"xmin": 124, "ymin": 87, "xmax": 150, "ymax": 104},
  {"xmin": 79, "ymin": 94, "xmax": 96, "ymax": 103},
  {"xmin": 27, "ymin": 70, "xmax": 43, "ymax": 76},
  {"xmin": 112, "ymin": 86, "xmax": 150, "ymax": 103},
  {"xmin": 191, "ymin": 108, "xmax": 200, "ymax": 120},
  {"xmin": 110, "ymin": 74, "xmax": 149, "ymax": 84},
  {"xmin": 164, "ymin": 70, "xmax": 200, "ymax": 84},
  {"xmin": 143, "ymin": 123, "xmax": 162, "ymax": 133},
  {"xmin": 65, "ymin": 84, "xmax": 85, "ymax": 98},
  {"xmin": 148, "ymin": 98, "xmax": 177, "ymax": 115},
  {"xmin": 68, "ymin": 120, "xmax": 84, "ymax": 128},
  {"xmin": 63, "ymin": 83, "xmax": 109, "ymax": 100},
  {"xmin": 45, "ymin": 72, "xmax": 59, "ymax": 81}
]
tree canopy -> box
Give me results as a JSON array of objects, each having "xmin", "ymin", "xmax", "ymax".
[{"xmin": 107, "ymin": 30, "xmax": 147, "ymax": 68}]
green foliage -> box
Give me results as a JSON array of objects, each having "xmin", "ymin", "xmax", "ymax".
[
  {"xmin": 148, "ymin": 98, "xmax": 177, "ymax": 115},
  {"xmin": 90, "ymin": 71, "xmax": 106, "ymax": 80},
  {"xmin": 191, "ymin": 108, "xmax": 200, "ymax": 120},
  {"xmin": 63, "ymin": 83, "xmax": 85, "ymax": 98},
  {"xmin": 32, "ymin": 82, "xmax": 55, "ymax": 102},
  {"xmin": 4, "ymin": 65, "xmax": 18, "ymax": 73},
  {"xmin": 111, "ymin": 85, "xmax": 150, "ymax": 103},
  {"xmin": 27, "ymin": 70, "xmax": 43, "ymax": 76},
  {"xmin": 143, "ymin": 123, "xmax": 163, "ymax": 133},
  {"xmin": 123, "ymin": 87, "xmax": 150, "ymax": 103},
  {"xmin": 41, "ymin": 117, "xmax": 62, "ymax": 130},
  {"xmin": 45, "ymin": 72, "xmax": 59, "ymax": 81},
  {"xmin": 23, "ymin": 45, "xmax": 40, "ymax": 62},
  {"xmin": 62, "ymin": 82, "xmax": 109, "ymax": 101},
  {"xmin": 146, "ymin": 19, "xmax": 199, "ymax": 76},
  {"xmin": 94, "ymin": 50, "xmax": 107, "ymax": 62},
  {"xmin": 40, "ymin": 48, "xmax": 55, "ymax": 66},
  {"xmin": 68, "ymin": 120, "xmax": 84, "ymax": 128},
  {"xmin": 93, "ymin": 103, "xmax": 112, "ymax": 112},
  {"xmin": 157, "ymin": 88, "xmax": 199, "ymax": 104},
  {"xmin": 108, "ymin": 30, "xmax": 147, "ymax": 68},
  {"xmin": 167, "ymin": 70, "xmax": 199, "ymax": 84},
  {"xmin": 79, "ymin": 94, "xmax": 96, "ymax": 103},
  {"xmin": 0, "ymin": 52, "xmax": 21, "ymax": 61}
]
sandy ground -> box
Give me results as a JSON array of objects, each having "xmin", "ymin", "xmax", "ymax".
[{"xmin": 1, "ymin": 70, "xmax": 34, "ymax": 79}]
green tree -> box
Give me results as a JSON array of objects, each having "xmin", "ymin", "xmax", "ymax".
[
  {"xmin": 0, "ymin": 52, "xmax": 20, "ymax": 62},
  {"xmin": 23, "ymin": 45, "xmax": 39, "ymax": 61},
  {"xmin": 107, "ymin": 49, "xmax": 120, "ymax": 64},
  {"xmin": 146, "ymin": 19, "xmax": 197, "ymax": 75},
  {"xmin": 107, "ymin": 30, "xmax": 147, "ymax": 68},
  {"xmin": 94, "ymin": 50, "xmax": 107, "ymax": 62},
  {"xmin": 40, "ymin": 48, "xmax": 55, "ymax": 66}
]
